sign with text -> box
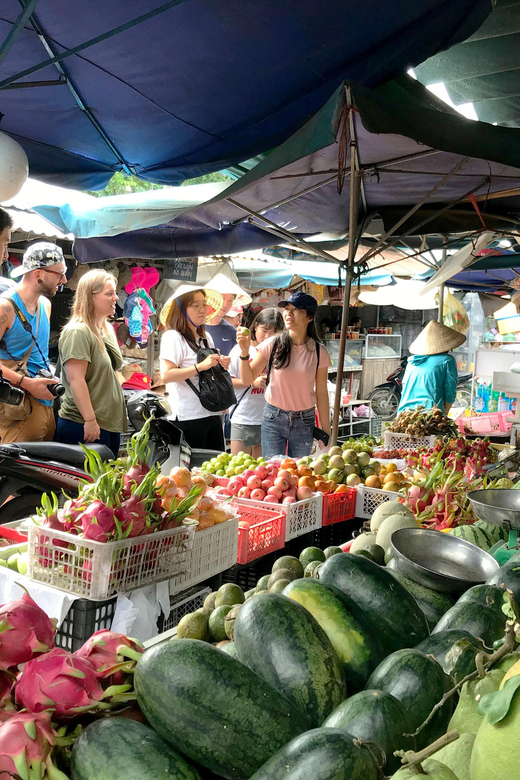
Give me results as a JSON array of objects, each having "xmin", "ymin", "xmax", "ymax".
[{"xmin": 163, "ymin": 257, "xmax": 198, "ymax": 282}]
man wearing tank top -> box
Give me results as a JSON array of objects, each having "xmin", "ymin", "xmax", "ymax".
[{"xmin": 0, "ymin": 220, "xmax": 66, "ymax": 442}]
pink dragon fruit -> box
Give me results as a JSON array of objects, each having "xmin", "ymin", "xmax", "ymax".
[
  {"xmin": 15, "ymin": 647, "xmax": 134, "ymax": 719},
  {"xmin": 61, "ymin": 496, "xmax": 85, "ymax": 533},
  {"xmin": 80, "ymin": 500, "xmax": 117, "ymax": 542},
  {"xmin": 0, "ymin": 670, "xmax": 14, "ymax": 708},
  {"xmin": 74, "ymin": 630, "xmax": 144, "ymax": 684},
  {"xmin": 0, "ymin": 711, "xmax": 68, "ymax": 780},
  {"xmin": 0, "ymin": 589, "xmax": 55, "ymax": 671}
]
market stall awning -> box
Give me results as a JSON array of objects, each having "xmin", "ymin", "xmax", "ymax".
[
  {"xmin": 415, "ymin": 0, "xmax": 520, "ymax": 128},
  {"xmin": 0, "ymin": 0, "xmax": 490, "ymax": 190},
  {"xmin": 61, "ymin": 76, "xmax": 520, "ymax": 263}
]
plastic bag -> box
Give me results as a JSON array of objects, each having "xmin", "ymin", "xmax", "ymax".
[{"xmin": 443, "ymin": 291, "xmax": 469, "ymax": 334}]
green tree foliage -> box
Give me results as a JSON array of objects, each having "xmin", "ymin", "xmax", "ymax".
[{"xmin": 86, "ymin": 170, "xmax": 231, "ymax": 197}]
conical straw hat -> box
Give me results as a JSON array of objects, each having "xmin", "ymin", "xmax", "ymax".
[
  {"xmin": 160, "ymin": 284, "xmax": 223, "ymax": 326},
  {"xmin": 409, "ymin": 320, "xmax": 466, "ymax": 356}
]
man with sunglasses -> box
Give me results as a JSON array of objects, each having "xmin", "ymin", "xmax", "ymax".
[{"xmin": 0, "ymin": 241, "xmax": 67, "ymax": 442}]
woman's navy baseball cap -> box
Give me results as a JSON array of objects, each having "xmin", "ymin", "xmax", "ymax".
[{"xmin": 278, "ymin": 291, "xmax": 318, "ymax": 316}]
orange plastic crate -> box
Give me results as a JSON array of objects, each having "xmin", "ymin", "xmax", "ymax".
[
  {"xmin": 235, "ymin": 505, "xmax": 286, "ymax": 564},
  {"xmin": 321, "ymin": 488, "xmax": 357, "ymax": 527}
]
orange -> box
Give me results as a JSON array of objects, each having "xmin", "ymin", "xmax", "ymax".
[
  {"xmin": 365, "ymin": 475, "xmax": 382, "ymax": 489},
  {"xmin": 298, "ymin": 476, "xmax": 315, "ymax": 490},
  {"xmin": 170, "ymin": 466, "xmax": 192, "ymax": 488},
  {"xmin": 196, "ymin": 512, "xmax": 215, "ymax": 530},
  {"xmin": 156, "ymin": 474, "xmax": 174, "ymax": 491},
  {"xmin": 198, "ymin": 496, "xmax": 215, "ymax": 513},
  {"xmin": 335, "ymin": 484, "xmax": 349, "ymax": 493},
  {"xmin": 386, "ymin": 463, "xmax": 397, "ymax": 474},
  {"xmin": 327, "ymin": 480, "xmax": 338, "ymax": 492},
  {"xmin": 209, "ymin": 507, "xmax": 228, "ymax": 524},
  {"xmin": 281, "ymin": 458, "xmax": 297, "ymax": 470},
  {"xmin": 315, "ymin": 480, "xmax": 329, "ymax": 493},
  {"xmin": 383, "ymin": 472, "xmax": 398, "ymax": 484},
  {"xmin": 297, "ymin": 464, "xmax": 312, "ymax": 477},
  {"xmin": 383, "ymin": 482, "xmax": 399, "ymax": 492},
  {"xmin": 191, "ymin": 475, "xmax": 208, "ymax": 495}
]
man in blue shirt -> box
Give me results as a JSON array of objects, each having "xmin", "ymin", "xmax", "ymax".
[
  {"xmin": 398, "ymin": 320, "xmax": 466, "ymax": 415},
  {"xmin": 205, "ymin": 293, "xmax": 237, "ymax": 355},
  {"xmin": 0, "ymin": 239, "xmax": 66, "ymax": 442}
]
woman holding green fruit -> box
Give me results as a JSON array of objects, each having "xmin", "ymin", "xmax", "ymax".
[
  {"xmin": 228, "ymin": 308, "xmax": 284, "ymax": 458},
  {"xmin": 237, "ymin": 292, "xmax": 331, "ymax": 459}
]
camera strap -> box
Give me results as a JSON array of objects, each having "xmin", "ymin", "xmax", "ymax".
[{"xmin": 0, "ymin": 297, "xmax": 43, "ymax": 375}]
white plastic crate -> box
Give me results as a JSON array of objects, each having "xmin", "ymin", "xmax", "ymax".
[
  {"xmin": 383, "ymin": 431, "xmax": 436, "ymax": 451},
  {"xmin": 355, "ymin": 485, "xmax": 400, "ymax": 520},
  {"xmin": 28, "ymin": 523, "xmax": 195, "ymax": 600},
  {"xmin": 232, "ymin": 494, "xmax": 322, "ymax": 541},
  {"xmin": 162, "ymin": 585, "xmax": 212, "ymax": 632},
  {"xmin": 170, "ymin": 517, "xmax": 239, "ymax": 595}
]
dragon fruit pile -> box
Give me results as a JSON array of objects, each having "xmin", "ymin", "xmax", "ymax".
[
  {"xmin": 33, "ymin": 420, "xmax": 205, "ymax": 545},
  {"xmin": 0, "ymin": 587, "xmax": 144, "ymax": 779}
]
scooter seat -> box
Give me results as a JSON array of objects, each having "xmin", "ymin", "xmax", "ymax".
[{"xmin": 0, "ymin": 442, "xmax": 114, "ymax": 466}]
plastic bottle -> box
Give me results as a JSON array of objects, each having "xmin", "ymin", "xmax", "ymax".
[
  {"xmin": 498, "ymin": 392, "xmax": 509, "ymax": 412},
  {"xmin": 488, "ymin": 391, "xmax": 499, "ymax": 413}
]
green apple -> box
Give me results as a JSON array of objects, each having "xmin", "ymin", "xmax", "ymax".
[{"xmin": 17, "ymin": 552, "xmax": 29, "ymax": 576}]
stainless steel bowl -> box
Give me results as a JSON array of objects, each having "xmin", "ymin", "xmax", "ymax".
[
  {"xmin": 390, "ymin": 527, "xmax": 500, "ymax": 594},
  {"xmin": 467, "ymin": 489, "xmax": 520, "ymax": 530}
]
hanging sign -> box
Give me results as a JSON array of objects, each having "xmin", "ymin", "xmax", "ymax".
[{"xmin": 163, "ymin": 257, "xmax": 198, "ymax": 282}]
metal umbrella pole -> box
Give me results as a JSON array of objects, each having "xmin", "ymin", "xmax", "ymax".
[
  {"xmin": 332, "ymin": 167, "xmax": 361, "ymax": 443},
  {"xmin": 438, "ymin": 241, "xmax": 448, "ymax": 322}
]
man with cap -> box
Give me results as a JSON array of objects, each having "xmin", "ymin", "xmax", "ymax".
[
  {"xmin": 398, "ymin": 320, "xmax": 466, "ymax": 415},
  {"xmin": 0, "ymin": 241, "xmax": 66, "ymax": 442}
]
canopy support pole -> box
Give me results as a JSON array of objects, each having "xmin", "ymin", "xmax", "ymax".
[
  {"xmin": 0, "ymin": 0, "xmax": 40, "ymax": 67},
  {"xmin": 225, "ymin": 198, "xmax": 341, "ymax": 264},
  {"xmin": 360, "ymin": 157, "xmax": 471, "ymax": 265},
  {"xmin": 332, "ymin": 114, "xmax": 361, "ymax": 443},
  {"xmin": 1, "ymin": 0, "xmax": 189, "ymax": 89},
  {"xmin": 438, "ymin": 240, "xmax": 448, "ymax": 322}
]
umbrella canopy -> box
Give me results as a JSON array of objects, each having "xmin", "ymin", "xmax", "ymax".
[
  {"xmin": 61, "ymin": 76, "xmax": 520, "ymax": 263},
  {"xmin": 0, "ymin": 0, "xmax": 489, "ymax": 190}
]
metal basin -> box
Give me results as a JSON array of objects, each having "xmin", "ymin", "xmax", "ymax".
[
  {"xmin": 390, "ymin": 527, "xmax": 500, "ymax": 594},
  {"xmin": 467, "ymin": 489, "xmax": 520, "ymax": 530}
]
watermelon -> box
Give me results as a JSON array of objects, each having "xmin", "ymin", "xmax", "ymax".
[
  {"xmin": 486, "ymin": 560, "xmax": 520, "ymax": 606},
  {"xmin": 283, "ymin": 578, "xmax": 386, "ymax": 691},
  {"xmin": 248, "ymin": 728, "xmax": 380, "ymax": 780},
  {"xmin": 322, "ymin": 689, "xmax": 415, "ymax": 774},
  {"xmin": 432, "ymin": 601, "xmax": 507, "ymax": 648},
  {"xmin": 233, "ymin": 594, "xmax": 346, "ymax": 727},
  {"xmin": 70, "ymin": 717, "xmax": 201, "ymax": 780},
  {"xmin": 457, "ymin": 584, "xmax": 505, "ymax": 613},
  {"xmin": 449, "ymin": 524, "xmax": 493, "ymax": 551},
  {"xmin": 416, "ymin": 629, "xmax": 485, "ymax": 684},
  {"xmin": 318, "ymin": 553, "xmax": 429, "ymax": 654},
  {"xmin": 366, "ymin": 648, "xmax": 452, "ymax": 750},
  {"xmin": 135, "ymin": 640, "xmax": 309, "ymax": 779},
  {"xmin": 387, "ymin": 568, "xmax": 454, "ymax": 630},
  {"xmin": 474, "ymin": 520, "xmax": 508, "ymax": 545}
]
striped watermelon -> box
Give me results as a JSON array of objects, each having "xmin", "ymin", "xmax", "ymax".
[
  {"xmin": 449, "ymin": 525, "xmax": 492, "ymax": 551},
  {"xmin": 474, "ymin": 520, "xmax": 508, "ymax": 544}
]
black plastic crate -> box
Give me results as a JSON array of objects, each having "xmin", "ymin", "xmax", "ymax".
[
  {"xmin": 222, "ymin": 551, "xmax": 277, "ymax": 591},
  {"xmin": 313, "ymin": 518, "xmax": 363, "ymax": 549},
  {"xmin": 161, "ymin": 585, "xmax": 212, "ymax": 632},
  {"xmin": 55, "ymin": 597, "xmax": 117, "ymax": 652}
]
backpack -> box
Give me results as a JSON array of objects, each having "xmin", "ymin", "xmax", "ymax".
[{"xmin": 185, "ymin": 338, "xmax": 237, "ymax": 413}]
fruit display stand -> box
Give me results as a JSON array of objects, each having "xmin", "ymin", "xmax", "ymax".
[
  {"xmin": 383, "ymin": 431, "xmax": 436, "ymax": 450},
  {"xmin": 355, "ymin": 484, "xmax": 400, "ymax": 520}
]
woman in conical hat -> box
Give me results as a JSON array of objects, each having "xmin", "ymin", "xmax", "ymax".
[{"xmin": 398, "ymin": 320, "xmax": 466, "ymax": 415}]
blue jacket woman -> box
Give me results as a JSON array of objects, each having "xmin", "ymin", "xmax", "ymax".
[{"xmin": 398, "ymin": 320, "xmax": 466, "ymax": 415}]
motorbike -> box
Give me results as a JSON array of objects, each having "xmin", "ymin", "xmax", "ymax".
[
  {"xmin": 367, "ymin": 356, "xmax": 473, "ymax": 420},
  {"xmin": 0, "ymin": 389, "xmax": 220, "ymax": 523}
]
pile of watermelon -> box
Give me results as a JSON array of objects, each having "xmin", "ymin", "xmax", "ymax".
[{"xmin": 70, "ymin": 544, "xmax": 520, "ymax": 780}]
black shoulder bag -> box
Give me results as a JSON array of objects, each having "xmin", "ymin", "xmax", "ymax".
[{"xmin": 185, "ymin": 337, "xmax": 237, "ymax": 413}]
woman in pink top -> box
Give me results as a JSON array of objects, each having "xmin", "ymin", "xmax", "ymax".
[{"xmin": 237, "ymin": 292, "xmax": 331, "ymax": 459}]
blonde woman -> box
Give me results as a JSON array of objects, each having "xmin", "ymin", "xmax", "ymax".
[{"xmin": 56, "ymin": 270, "xmax": 126, "ymax": 455}]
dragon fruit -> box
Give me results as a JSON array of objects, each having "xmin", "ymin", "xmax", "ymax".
[
  {"xmin": 60, "ymin": 496, "xmax": 85, "ymax": 533},
  {"xmin": 0, "ymin": 589, "xmax": 55, "ymax": 671},
  {"xmin": 74, "ymin": 630, "xmax": 144, "ymax": 683},
  {"xmin": 0, "ymin": 711, "xmax": 68, "ymax": 780},
  {"xmin": 0, "ymin": 670, "xmax": 14, "ymax": 708},
  {"xmin": 15, "ymin": 647, "xmax": 134, "ymax": 719}
]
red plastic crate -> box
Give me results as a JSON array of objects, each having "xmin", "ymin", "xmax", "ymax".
[
  {"xmin": 234, "ymin": 505, "xmax": 286, "ymax": 565},
  {"xmin": 321, "ymin": 488, "xmax": 357, "ymax": 527}
]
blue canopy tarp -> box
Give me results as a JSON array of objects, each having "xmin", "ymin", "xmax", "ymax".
[
  {"xmin": 1, "ymin": 0, "xmax": 490, "ymax": 190},
  {"xmin": 57, "ymin": 76, "xmax": 520, "ymax": 263}
]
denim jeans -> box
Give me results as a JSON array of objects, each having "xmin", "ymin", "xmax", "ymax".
[
  {"xmin": 56, "ymin": 417, "xmax": 121, "ymax": 458},
  {"xmin": 261, "ymin": 402, "xmax": 315, "ymax": 460}
]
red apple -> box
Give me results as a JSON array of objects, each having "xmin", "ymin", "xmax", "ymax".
[
  {"xmin": 261, "ymin": 478, "xmax": 274, "ymax": 492},
  {"xmin": 267, "ymin": 486, "xmax": 283, "ymax": 500},
  {"xmin": 282, "ymin": 489, "xmax": 295, "ymax": 499},
  {"xmin": 282, "ymin": 495, "xmax": 297, "ymax": 504},
  {"xmin": 288, "ymin": 474, "xmax": 299, "ymax": 489},
  {"xmin": 237, "ymin": 486, "xmax": 251, "ymax": 499},
  {"xmin": 254, "ymin": 465, "xmax": 269, "ymax": 480},
  {"xmin": 250, "ymin": 488, "xmax": 266, "ymax": 501},
  {"xmin": 296, "ymin": 486, "xmax": 313, "ymax": 500},
  {"xmin": 214, "ymin": 487, "xmax": 231, "ymax": 497},
  {"xmin": 247, "ymin": 475, "xmax": 262, "ymax": 490},
  {"xmin": 242, "ymin": 469, "xmax": 255, "ymax": 481},
  {"xmin": 265, "ymin": 463, "xmax": 278, "ymax": 478},
  {"xmin": 277, "ymin": 469, "xmax": 291, "ymax": 482},
  {"xmin": 263, "ymin": 493, "xmax": 281, "ymax": 504},
  {"xmin": 227, "ymin": 477, "xmax": 243, "ymax": 496},
  {"xmin": 274, "ymin": 476, "xmax": 289, "ymax": 492}
]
